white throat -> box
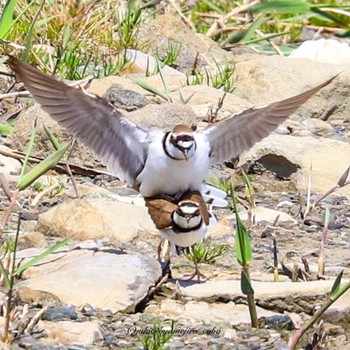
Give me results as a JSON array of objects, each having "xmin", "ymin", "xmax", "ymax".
[{"xmin": 164, "ymin": 133, "xmax": 196, "ymax": 160}]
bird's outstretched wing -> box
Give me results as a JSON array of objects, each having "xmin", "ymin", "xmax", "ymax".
[
  {"xmin": 8, "ymin": 56, "xmax": 150, "ymax": 186},
  {"xmin": 201, "ymin": 74, "xmax": 338, "ymax": 165}
]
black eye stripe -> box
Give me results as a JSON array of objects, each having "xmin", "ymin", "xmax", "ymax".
[
  {"xmin": 171, "ymin": 134, "xmax": 194, "ymax": 143},
  {"xmin": 177, "ymin": 209, "xmax": 200, "ymax": 217},
  {"xmin": 178, "ymin": 201, "xmax": 199, "ymax": 208},
  {"xmin": 176, "ymin": 135, "xmax": 193, "ymax": 142}
]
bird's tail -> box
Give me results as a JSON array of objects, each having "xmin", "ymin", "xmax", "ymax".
[{"xmin": 200, "ymin": 183, "xmax": 228, "ymax": 208}]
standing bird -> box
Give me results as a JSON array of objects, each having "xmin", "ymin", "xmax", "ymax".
[
  {"xmin": 7, "ymin": 57, "xmax": 337, "ymax": 199},
  {"xmin": 145, "ymin": 190, "xmax": 216, "ymax": 280}
]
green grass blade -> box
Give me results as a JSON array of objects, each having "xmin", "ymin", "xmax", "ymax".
[
  {"xmin": 330, "ymin": 270, "xmax": 343, "ymax": 299},
  {"xmin": 156, "ymin": 58, "xmax": 170, "ymax": 102},
  {"xmin": 241, "ymin": 270, "xmax": 254, "ymax": 295},
  {"xmin": 0, "ymin": 124, "xmax": 13, "ymax": 136},
  {"xmin": 33, "ymin": 16, "xmax": 57, "ymax": 29},
  {"xmin": 43, "ymin": 125, "xmax": 61, "ymax": 151},
  {"xmin": 0, "ymin": 260, "xmax": 11, "ymax": 289},
  {"xmin": 3, "ymin": 0, "xmax": 36, "ymax": 38},
  {"xmin": 324, "ymin": 207, "xmax": 331, "ymax": 227},
  {"xmin": 19, "ymin": 119, "xmax": 38, "ymax": 180},
  {"xmin": 17, "ymin": 143, "xmax": 70, "ymax": 190},
  {"xmin": 62, "ymin": 24, "xmax": 71, "ymax": 48},
  {"xmin": 22, "ymin": 0, "xmax": 46, "ymax": 62},
  {"xmin": 252, "ymin": 0, "xmax": 310, "ymax": 14},
  {"xmin": 310, "ymin": 6, "xmax": 350, "ymax": 27},
  {"xmin": 0, "ymin": 0, "xmax": 19, "ymax": 39},
  {"xmin": 13, "ymin": 238, "xmax": 69, "ymax": 276},
  {"xmin": 131, "ymin": 77, "xmax": 170, "ymax": 101},
  {"xmin": 231, "ymin": 187, "xmax": 252, "ymax": 266},
  {"xmin": 242, "ymin": 170, "xmax": 255, "ymax": 208},
  {"xmin": 240, "ymin": 14, "xmax": 268, "ymax": 43},
  {"xmin": 242, "ymin": 31, "xmax": 291, "ymax": 45},
  {"xmin": 202, "ymin": 0, "xmax": 225, "ymax": 13},
  {"xmin": 337, "ymin": 166, "xmax": 350, "ymax": 187}
]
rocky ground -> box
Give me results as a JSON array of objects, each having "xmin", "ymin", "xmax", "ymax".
[{"xmin": 0, "ymin": 14, "xmax": 350, "ymax": 350}]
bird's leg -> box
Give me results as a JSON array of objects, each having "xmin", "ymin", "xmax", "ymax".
[
  {"xmin": 157, "ymin": 241, "xmax": 162, "ymax": 261},
  {"xmin": 185, "ymin": 261, "xmax": 207, "ymax": 282},
  {"xmin": 158, "ymin": 239, "xmax": 173, "ymax": 279}
]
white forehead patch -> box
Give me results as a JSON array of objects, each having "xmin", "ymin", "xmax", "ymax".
[
  {"xmin": 177, "ymin": 140, "xmax": 194, "ymax": 149},
  {"xmin": 178, "ymin": 201, "xmax": 199, "ymax": 215}
]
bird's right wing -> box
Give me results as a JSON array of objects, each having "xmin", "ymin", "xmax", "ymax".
[
  {"xmin": 8, "ymin": 56, "xmax": 150, "ymax": 186},
  {"xmin": 201, "ymin": 74, "xmax": 338, "ymax": 165}
]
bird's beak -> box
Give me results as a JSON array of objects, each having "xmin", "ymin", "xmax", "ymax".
[{"xmin": 182, "ymin": 149, "xmax": 189, "ymax": 161}]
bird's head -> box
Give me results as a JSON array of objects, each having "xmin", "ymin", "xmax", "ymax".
[
  {"xmin": 166, "ymin": 125, "xmax": 196, "ymax": 161},
  {"xmin": 173, "ymin": 200, "xmax": 202, "ymax": 228}
]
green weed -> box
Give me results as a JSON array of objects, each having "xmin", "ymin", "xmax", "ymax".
[{"xmin": 138, "ymin": 320, "xmax": 176, "ymax": 350}]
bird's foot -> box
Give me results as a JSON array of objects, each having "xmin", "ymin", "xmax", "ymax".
[{"xmin": 184, "ymin": 267, "xmax": 206, "ymax": 282}]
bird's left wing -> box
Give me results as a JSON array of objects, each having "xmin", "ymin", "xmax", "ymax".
[
  {"xmin": 201, "ymin": 74, "xmax": 338, "ymax": 165},
  {"xmin": 7, "ymin": 56, "xmax": 150, "ymax": 186},
  {"xmin": 145, "ymin": 197, "xmax": 177, "ymax": 229}
]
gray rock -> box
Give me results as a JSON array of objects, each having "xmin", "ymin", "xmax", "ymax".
[
  {"xmin": 180, "ymin": 279, "xmax": 348, "ymax": 315},
  {"xmin": 323, "ymin": 284, "xmax": 350, "ymax": 323},
  {"xmin": 235, "ymin": 56, "xmax": 340, "ymax": 105},
  {"xmin": 148, "ymin": 298, "xmax": 279, "ymax": 327},
  {"xmin": 138, "ymin": 15, "xmax": 233, "ymax": 72},
  {"xmin": 38, "ymin": 320, "xmax": 103, "ymax": 347},
  {"xmin": 125, "ymin": 49, "xmax": 185, "ymax": 76},
  {"xmin": 42, "ymin": 306, "xmax": 78, "ymax": 321},
  {"xmin": 17, "ymin": 248, "xmax": 162, "ymax": 313},
  {"xmin": 88, "ymin": 75, "xmax": 148, "ymax": 98},
  {"xmin": 234, "ymin": 55, "xmax": 350, "ymax": 124},
  {"xmin": 127, "ymin": 102, "xmax": 196, "ymax": 130},
  {"xmin": 290, "ymin": 39, "xmax": 350, "ymax": 67},
  {"xmin": 0, "ymin": 145, "xmax": 21, "ymax": 176},
  {"xmin": 239, "ymin": 134, "xmax": 350, "ymax": 199},
  {"xmin": 105, "ymin": 85, "xmax": 148, "ymax": 111},
  {"xmin": 36, "ymin": 198, "xmax": 157, "ymax": 242},
  {"xmin": 168, "ymin": 85, "xmax": 252, "ymax": 121},
  {"xmin": 235, "ymin": 207, "xmax": 297, "ymax": 226}
]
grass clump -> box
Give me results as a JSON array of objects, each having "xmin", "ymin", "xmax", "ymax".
[
  {"xmin": 0, "ymin": 120, "xmax": 70, "ymax": 343},
  {"xmin": 185, "ymin": 240, "xmax": 229, "ymax": 281},
  {"xmin": 138, "ymin": 320, "xmax": 176, "ymax": 350},
  {"xmin": 186, "ymin": 60, "xmax": 236, "ymax": 93},
  {"xmin": 0, "ymin": 0, "xmax": 143, "ymax": 79},
  {"xmin": 190, "ymin": 0, "xmax": 350, "ymax": 54}
]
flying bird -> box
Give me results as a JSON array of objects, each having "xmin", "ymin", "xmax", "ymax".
[{"xmin": 7, "ymin": 56, "xmax": 337, "ymax": 199}]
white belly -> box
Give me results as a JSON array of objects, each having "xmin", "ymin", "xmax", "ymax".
[
  {"xmin": 161, "ymin": 225, "xmax": 207, "ymax": 247},
  {"xmin": 137, "ymin": 133, "xmax": 210, "ymax": 197}
]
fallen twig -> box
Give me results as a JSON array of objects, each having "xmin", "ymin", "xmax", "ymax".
[
  {"xmin": 0, "ymin": 91, "xmax": 30, "ymax": 100},
  {"xmin": 206, "ymin": 0, "xmax": 259, "ymax": 38},
  {"xmin": 0, "ymin": 147, "xmax": 112, "ymax": 178}
]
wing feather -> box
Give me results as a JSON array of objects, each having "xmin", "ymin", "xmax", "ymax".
[
  {"xmin": 8, "ymin": 56, "xmax": 150, "ymax": 185},
  {"xmin": 202, "ymin": 74, "xmax": 338, "ymax": 164}
]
